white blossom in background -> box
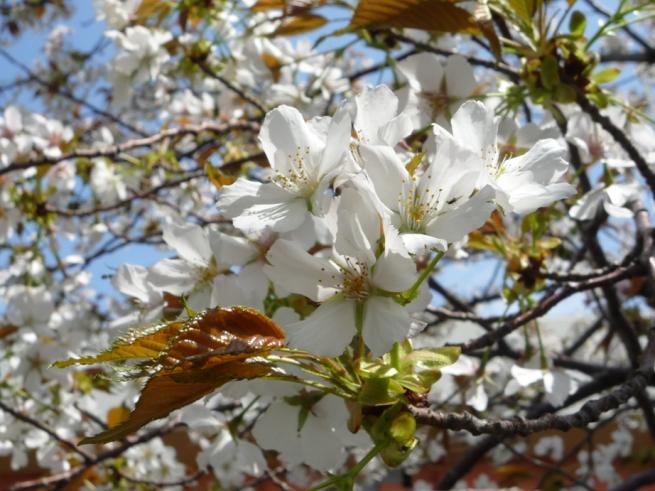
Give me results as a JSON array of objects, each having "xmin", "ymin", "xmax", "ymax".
[
  {"xmin": 0, "ymin": 106, "xmax": 31, "ymax": 167},
  {"xmin": 94, "ymin": 0, "xmax": 140, "ymax": 28},
  {"xmin": 90, "ymin": 158, "xmax": 128, "ymax": 205},
  {"xmin": 534, "ymin": 435, "xmax": 565, "ymax": 461},
  {"xmin": 397, "ymin": 53, "xmax": 477, "ymax": 128},
  {"xmin": 112, "ymin": 264, "xmax": 165, "ymax": 326},
  {"xmin": 569, "ymin": 182, "xmax": 640, "ymax": 220},
  {"xmin": 507, "ymin": 362, "xmax": 573, "ymax": 407},
  {"xmin": 106, "ymin": 26, "xmax": 172, "ymax": 105},
  {"xmin": 147, "ymin": 221, "xmax": 260, "ymax": 310}
]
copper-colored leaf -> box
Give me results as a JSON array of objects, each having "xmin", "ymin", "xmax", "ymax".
[
  {"xmin": 159, "ymin": 307, "xmax": 286, "ymax": 369},
  {"xmin": 56, "ymin": 307, "xmax": 285, "ymax": 369},
  {"xmin": 53, "ymin": 320, "xmax": 186, "ymax": 368},
  {"xmin": 135, "ymin": 0, "xmax": 172, "ymax": 22},
  {"xmin": 273, "ymin": 14, "xmax": 328, "ymax": 36},
  {"xmin": 196, "ymin": 307, "xmax": 286, "ymax": 340},
  {"xmin": 251, "ymin": 0, "xmax": 285, "ymax": 11},
  {"xmin": 106, "ymin": 406, "xmax": 130, "ymax": 429},
  {"xmin": 0, "ymin": 324, "xmax": 18, "ymax": 339},
  {"xmin": 80, "ymin": 361, "xmax": 270, "ymax": 444},
  {"xmin": 350, "ymin": 0, "xmax": 477, "ymax": 33},
  {"xmin": 251, "ymin": 0, "xmax": 315, "ymax": 13},
  {"xmin": 206, "ymin": 163, "xmax": 237, "ymax": 190},
  {"xmin": 474, "ymin": 2, "xmax": 501, "ymax": 60}
]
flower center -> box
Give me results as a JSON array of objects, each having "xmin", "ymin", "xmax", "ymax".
[
  {"xmin": 273, "ymin": 145, "xmax": 315, "ymax": 196},
  {"xmin": 398, "ymin": 176, "xmax": 445, "ymax": 232},
  {"xmin": 482, "ymin": 144, "xmax": 501, "ymax": 175},
  {"xmin": 420, "ymin": 91, "xmax": 451, "ymax": 117},
  {"xmin": 337, "ymin": 257, "xmax": 370, "ymax": 300}
]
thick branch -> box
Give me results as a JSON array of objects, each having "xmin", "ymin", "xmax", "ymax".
[
  {"xmin": 412, "ymin": 371, "xmax": 648, "ymax": 436},
  {"xmin": 416, "ymin": 328, "xmax": 655, "ymax": 436}
]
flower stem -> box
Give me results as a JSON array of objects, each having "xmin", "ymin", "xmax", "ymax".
[
  {"xmin": 402, "ymin": 250, "xmax": 445, "ymax": 303},
  {"xmin": 307, "ymin": 443, "xmax": 383, "ymax": 491}
]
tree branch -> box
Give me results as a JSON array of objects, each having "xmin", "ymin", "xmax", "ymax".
[{"xmin": 1, "ymin": 120, "xmax": 260, "ymax": 176}]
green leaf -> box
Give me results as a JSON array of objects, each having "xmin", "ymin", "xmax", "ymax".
[
  {"xmin": 554, "ymin": 84, "xmax": 576, "ymax": 103},
  {"xmin": 366, "ymin": 404, "xmax": 417, "ymax": 467},
  {"xmin": 591, "ymin": 67, "xmax": 620, "ymax": 85},
  {"xmin": 508, "ymin": 0, "xmax": 536, "ymax": 21},
  {"xmin": 350, "ymin": 0, "xmax": 477, "ymax": 33},
  {"xmin": 569, "ymin": 10, "xmax": 586, "ymax": 37},
  {"xmin": 540, "ymin": 55, "xmax": 560, "ymax": 90},
  {"xmin": 404, "ymin": 346, "xmax": 460, "ymax": 369},
  {"xmin": 357, "ymin": 376, "xmax": 405, "ymax": 406},
  {"xmin": 587, "ymin": 90, "xmax": 609, "ymax": 108},
  {"xmin": 388, "ymin": 411, "xmax": 416, "ymax": 445},
  {"xmin": 398, "ymin": 371, "xmax": 441, "ymax": 393}
]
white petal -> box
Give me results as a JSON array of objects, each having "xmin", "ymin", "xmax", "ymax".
[
  {"xmin": 450, "ymin": 100, "xmax": 498, "ymax": 158},
  {"xmin": 543, "ymin": 370, "xmax": 571, "ymax": 407},
  {"xmin": 372, "ymin": 247, "xmax": 417, "ymax": 292},
  {"xmin": 112, "ymin": 264, "xmax": 152, "ymax": 303},
  {"xmin": 234, "ymin": 189, "xmax": 308, "ymax": 233},
  {"xmin": 603, "ymin": 200, "xmax": 633, "ymax": 219},
  {"xmin": 467, "ymin": 383, "xmax": 489, "ymax": 412},
  {"xmin": 259, "ymin": 105, "xmax": 324, "ymax": 177},
  {"xmin": 335, "ymin": 187, "xmax": 380, "ymax": 264},
  {"xmin": 300, "ymin": 413, "xmax": 349, "ymax": 470},
  {"xmin": 147, "ymin": 258, "xmax": 198, "ymax": 295},
  {"xmin": 606, "ymin": 182, "xmax": 638, "ymax": 206},
  {"xmin": 162, "ymin": 222, "xmax": 211, "ymax": 266},
  {"xmin": 217, "ymin": 177, "xmax": 263, "ymax": 218},
  {"xmin": 379, "ymin": 110, "xmax": 417, "ymax": 146},
  {"xmin": 4, "ymin": 106, "xmax": 22, "ymax": 132},
  {"xmin": 400, "ymin": 233, "xmax": 448, "ymax": 255},
  {"xmin": 503, "ymin": 139, "xmax": 568, "ymax": 183},
  {"xmin": 272, "ymin": 306, "xmax": 301, "ymax": 326},
  {"xmin": 209, "ymin": 230, "xmax": 258, "ymax": 268},
  {"xmin": 569, "ymin": 187, "xmax": 604, "ymax": 221},
  {"xmin": 362, "ymin": 297, "xmax": 414, "ymax": 356},
  {"xmin": 252, "ymin": 401, "xmax": 304, "ymax": 466},
  {"xmin": 210, "ymin": 274, "xmax": 256, "ymax": 309},
  {"xmin": 264, "ymin": 239, "xmax": 339, "ymax": 302},
  {"xmin": 502, "ymin": 181, "xmax": 576, "ymax": 215},
  {"xmin": 397, "ymin": 53, "xmax": 445, "ymax": 93},
  {"xmin": 441, "ymin": 354, "xmax": 479, "ymax": 376},
  {"xmin": 317, "ymin": 105, "xmax": 351, "ymax": 178},
  {"xmin": 187, "ymin": 284, "xmax": 212, "ymax": 311},
  {"xmin": 444, "ymin": 55, "xmax": 476, "ymax": 99},
  {"xmin": 425, "ymin": 185, "xmax": 495, "ymax": 242},
  {"xmin": 354, "ymin": 85, "xmax": 399, "ymax": 145},
  {"xmin": 510, "ymin": 365, "xmax": 544, "ymax": 387},
  {"xmin": 287, "ymin": 299, "xmax": 356, "ymax": 357},
  {"xmin": 357, "ymin": 144, "xmax": 408, "ymax": 209}
]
